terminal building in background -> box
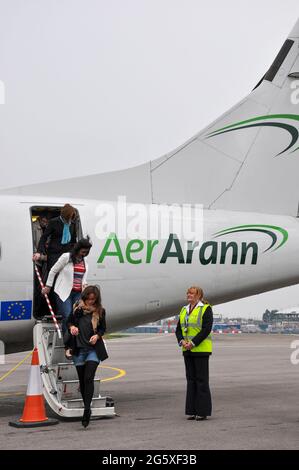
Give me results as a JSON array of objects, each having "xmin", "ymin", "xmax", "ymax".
[
  {"xmin": 123, "ymin": 308, "xmax": 299, "ymax": 335},
  {"xmin": 262, "ymin": 308, "xmax": 299, "ymax": 334}
]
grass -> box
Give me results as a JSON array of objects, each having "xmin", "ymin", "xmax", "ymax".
[{"xmin": 104, "ymin": 333, "xmax": 131, "ymax": 340}]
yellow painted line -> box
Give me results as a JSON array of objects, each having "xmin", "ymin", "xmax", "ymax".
[
  {"xmin": 0, "ymin": 392, "xmax": 24, "ymax": 398},
  {"xmin": 99, "ymin": 365, "xmax": 126, "ymax": 382},
  {"xmin": 0, "ymin": 350, "xmax": 125, "ymax": 388},
  {"xmin": 0, "ymin": 350, "xmax": 33, "ymax": 383}
]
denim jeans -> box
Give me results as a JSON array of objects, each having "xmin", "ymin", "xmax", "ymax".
[
  {"xmin": 55, "ymin": 290, "xmax": 81, "ymax": 335},
  {"xmin": 72, "ymin": 348, "xmax": 100, "ymax": 367}
]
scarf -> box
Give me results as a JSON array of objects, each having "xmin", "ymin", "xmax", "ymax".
[
  {"xmin": 60, "ymin": 216, "xmax": 71, "ymax": 245},
  {"xmin": 83, "ymin": 303, "xmax": 100, "ymax": 332}
]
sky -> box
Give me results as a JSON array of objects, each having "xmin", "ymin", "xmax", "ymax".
[{"xmin": 1, "ymin": 0, "xmax": 299, "ymax": 318}]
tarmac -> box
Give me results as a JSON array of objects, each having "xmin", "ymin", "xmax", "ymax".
[{"xmin": 0, "ymin": 333, "xmax": 299, "ymax": 450}]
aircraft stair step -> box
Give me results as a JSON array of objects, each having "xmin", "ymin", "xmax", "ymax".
[
  {"xmin": 64, "ymin": 397, "xmax": 108, "ymax": 410},
  {"xmin": 34, "ymin": 322, "xmax": 115, "ymax": 419},
  {"xmin": 51, "ymin": 346, "xmax": 67, "ymax": 364},
  {"xmin": 40, "ymin": 314, "xmax": 63, "ymax": 323},
  {"xmin": 54, "ymin": 363, "xmax": 79, "ymax": 382},
  {"xmin": 57, "ymin": 378, "xmax": 100, "ymax": 401}
]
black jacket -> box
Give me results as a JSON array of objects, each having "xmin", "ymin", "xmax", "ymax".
[
  {"xmin": 65, "ymin": 307, "xmax": 108, "ymax": 362},
  {"xmin": 38, "ymin": 216, "xmax": 77, "ymax": 255},
  {"xmin": 175, "ymin": 305, "xmax": 213, "ymax": 356}
]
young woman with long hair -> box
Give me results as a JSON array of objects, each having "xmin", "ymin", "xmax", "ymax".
[{"xmin": 65, "ymin": 285, "xmax": 108, "ymax": 428}]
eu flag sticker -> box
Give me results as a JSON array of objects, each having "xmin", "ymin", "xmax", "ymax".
[{"xmin": 0, "ymin": 301, "xmax": 32, "ymax": 321}]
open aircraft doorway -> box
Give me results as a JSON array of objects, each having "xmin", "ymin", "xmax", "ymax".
[{"xmin": 30, "ymin": 205, "xmax": 83, "ymax": 319}]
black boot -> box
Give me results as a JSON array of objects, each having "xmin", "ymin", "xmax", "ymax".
[{"xmin": 82, "ymin": 408, "xmax": 91, "ymax": 428}]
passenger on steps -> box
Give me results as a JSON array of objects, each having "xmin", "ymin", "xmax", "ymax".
[
  {"xmin": 33, "ymin": 204, "xmax": 78, "ymax": 272},
  {"xmin": 41, "ymin": 237, "xmax": 92, "ymax": 334},
  {"xmin": 65, "ymin": 285, "xmax": 108, "ymax": 427}
]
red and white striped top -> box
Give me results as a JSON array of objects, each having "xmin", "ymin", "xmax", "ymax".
[{"xmin": 72, "ymin": 260, "xmax": 86, "ymax": 292}]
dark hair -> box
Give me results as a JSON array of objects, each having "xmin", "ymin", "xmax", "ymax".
[{"xmin": 70, "ymin": 237, "xmax": 92, "ymax": 263}]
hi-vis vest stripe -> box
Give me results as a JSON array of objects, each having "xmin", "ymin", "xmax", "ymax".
[{"xmin": 179, "ymin": 304, "xmax": 212, "ymax": 353}]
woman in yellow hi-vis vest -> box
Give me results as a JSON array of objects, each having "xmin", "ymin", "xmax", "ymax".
[{"xmin": 176, "ymin": 286, "xmax": 213, "ymax": 421}]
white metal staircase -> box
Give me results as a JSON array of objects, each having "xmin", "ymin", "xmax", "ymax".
[{"xmin": 33, "ymin": 321, "xmax": 115, "ymax": 418}]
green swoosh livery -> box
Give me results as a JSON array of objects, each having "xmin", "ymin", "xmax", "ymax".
[
  {"xmin": 206, "ymin": 114, "xmax": 299, "ymax": 156},
  {"xmin": 213, "ymin": 225, "xmax": 288, "ymax": 253}
]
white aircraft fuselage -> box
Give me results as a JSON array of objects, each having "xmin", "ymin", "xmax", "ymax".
[{"xmin": 1, "ymin": 195, "xmax": 298, "ymax": 352}]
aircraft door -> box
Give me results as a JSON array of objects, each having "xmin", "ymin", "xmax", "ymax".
[
  {"xmin": 30, "ymin": 205, "xmax": 83, "ymax": 318},
  {"xmin": 0, "ymin": 199, "xmax": 33, "ymax": 317}
]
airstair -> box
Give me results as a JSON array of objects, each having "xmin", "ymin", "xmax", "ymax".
[{"xmin": 33, "ymin": 321, "xmax": 115, "ymax": 419}]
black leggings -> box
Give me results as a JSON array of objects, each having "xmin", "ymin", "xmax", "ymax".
[{"xmin": 76, "ymin": 361, "xmax": 99, "ymax": 410}]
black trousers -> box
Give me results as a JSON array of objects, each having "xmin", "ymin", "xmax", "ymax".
[
  {"xmin": 184, "ymin": 355, "xmax": 212, "ymax": 417},
  {"xmin": 33, "ymin": 262, "xmax": 49, "ymax": 318},
  {"xmin": 46, "ymin": 253, "xmax": 61, "ymax": 316},
  {"xmin": 76, "ymin": 361, "xmax": 99, "ymax": 410},
  {"xmin": 47, "ymin": 252, "xmax": 61, "ymax": 272}
]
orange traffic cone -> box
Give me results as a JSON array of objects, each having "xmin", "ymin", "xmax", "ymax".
[{"xmin": 9, "ymin": 348, "xmax": 58, "ymax": 428}]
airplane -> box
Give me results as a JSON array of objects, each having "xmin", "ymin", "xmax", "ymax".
[{"xmin": 1, "ymin": 17, "xmax": 299, "ymax": 356}]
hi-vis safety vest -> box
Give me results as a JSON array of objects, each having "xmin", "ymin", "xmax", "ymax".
[{"xmin": 179, "ymin": 304, "xmax": 212, "ymax": 353}]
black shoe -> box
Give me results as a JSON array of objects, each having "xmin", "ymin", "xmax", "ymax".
[
  {"xmin": 82, "ymin": 408, "xmax": 91, "ymax": 428},
  {"xmin": 195, "ymin": 416, "xmax": 207, "ymax": 421},
  {"xmin": 65, "ymin": 349, "xmax": 73, "ymax": 360},
  {"xmin": 187, "ymin": 415, "xmax": 196, "ymax": 420}
]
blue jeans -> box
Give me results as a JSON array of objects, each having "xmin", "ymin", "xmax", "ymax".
[
  {"xmin": 55, "ymin": 290, "xmax": 81, "ymax": 335},
  {"xmin": 73, "ymin": 348, "xmax": 100, "ymax": 367}
]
